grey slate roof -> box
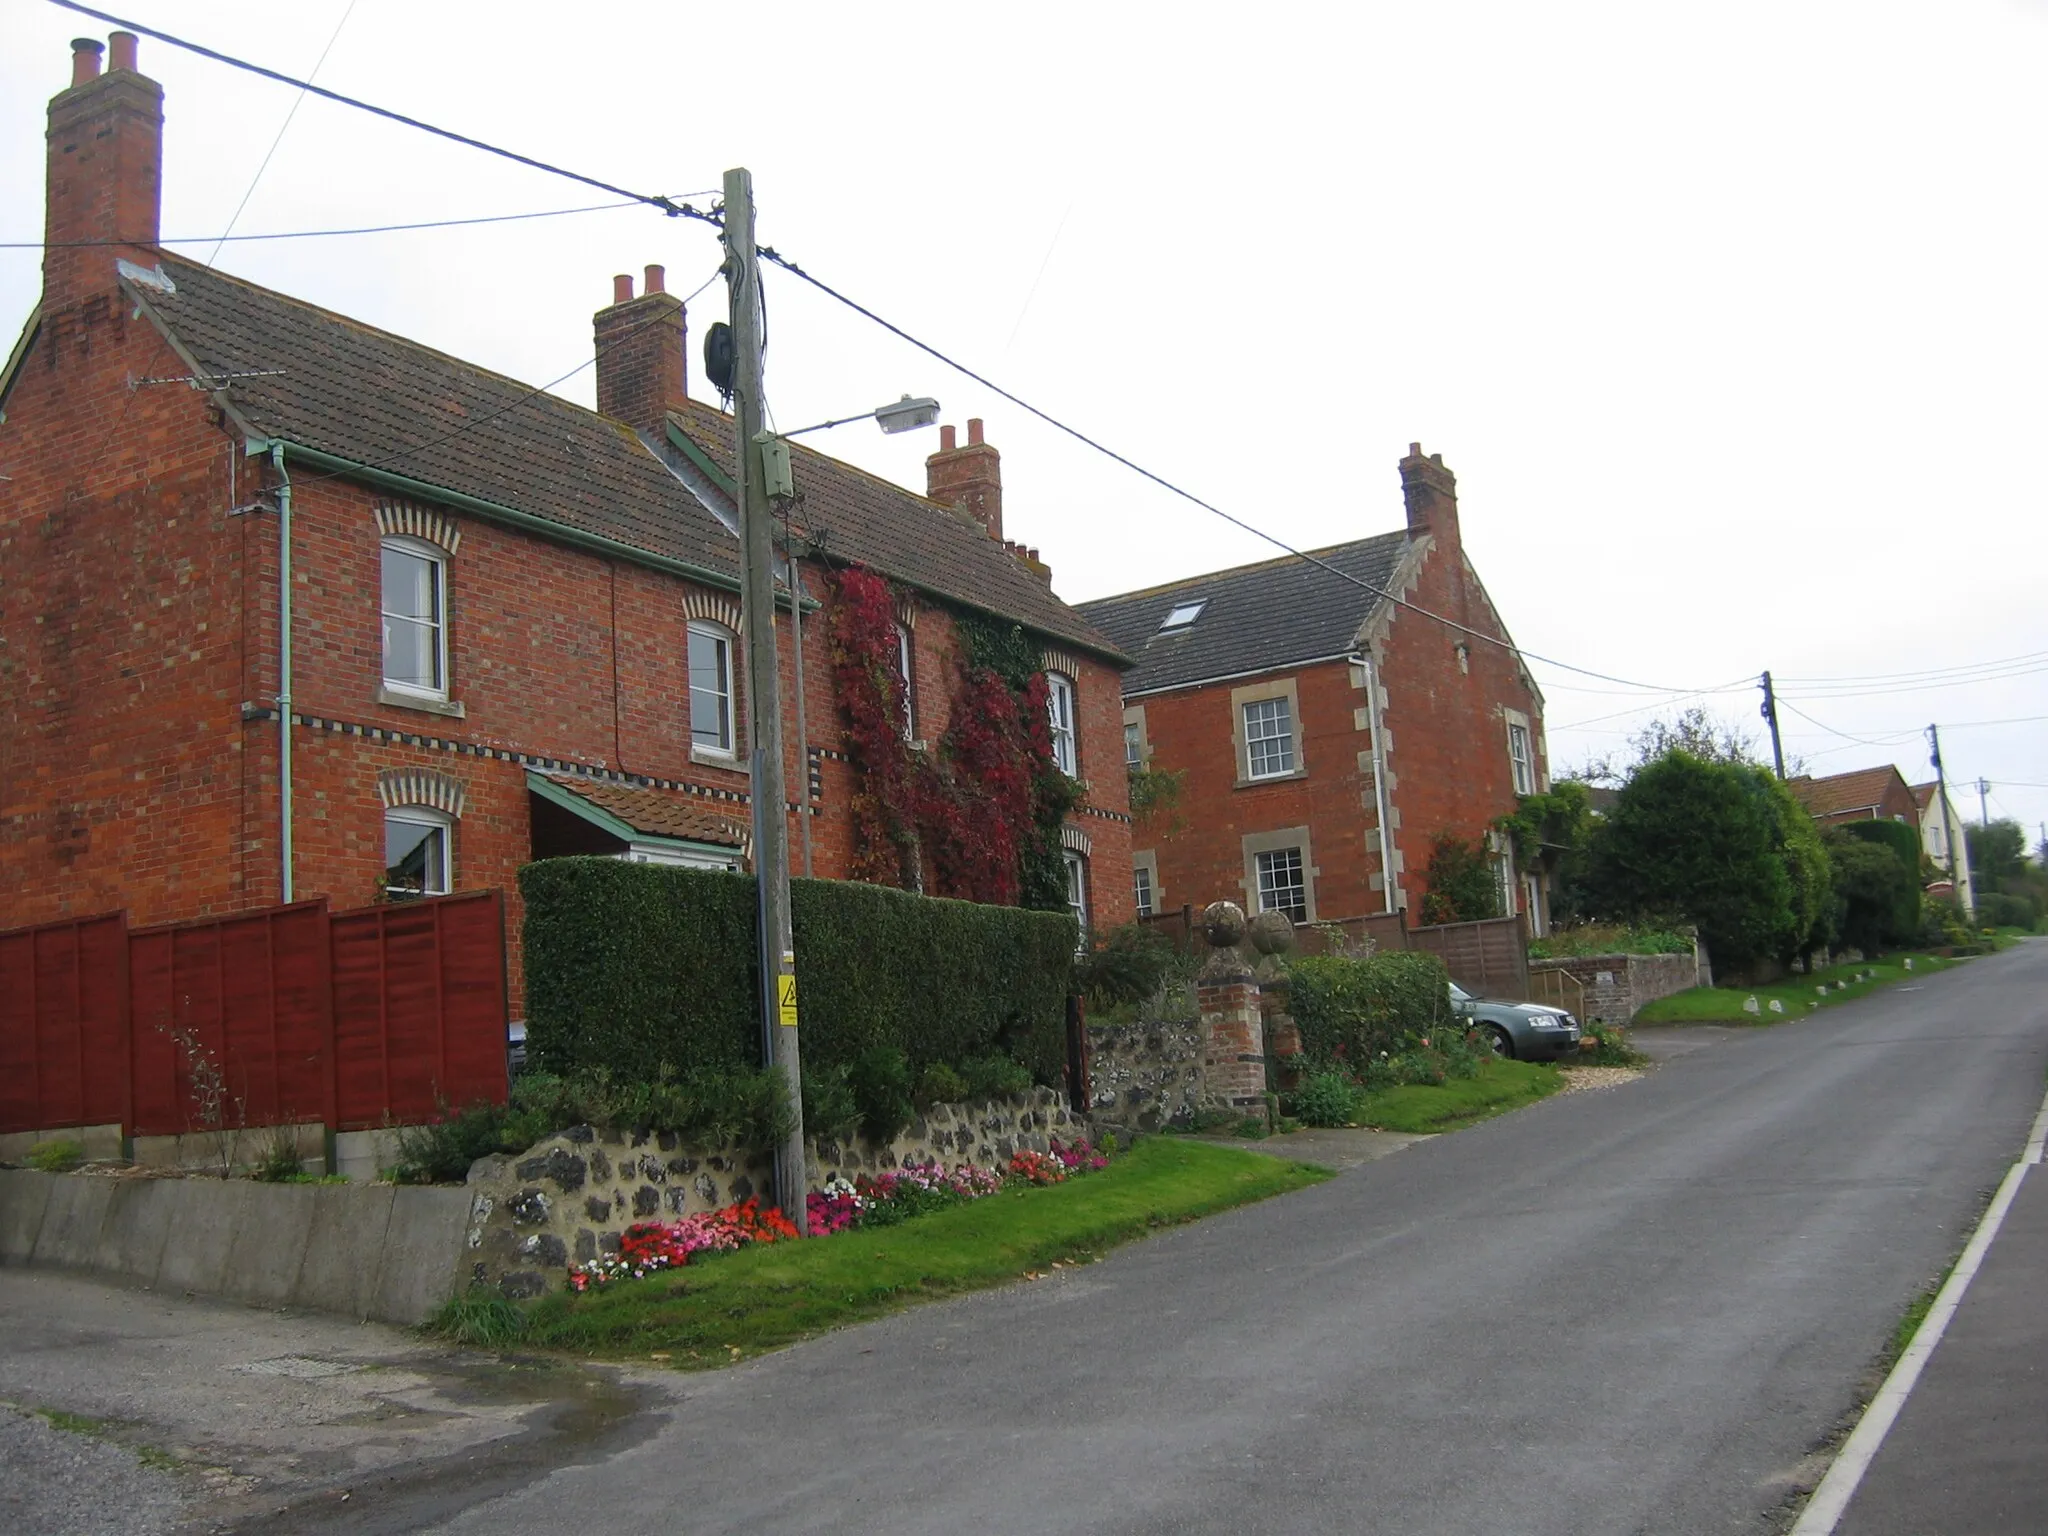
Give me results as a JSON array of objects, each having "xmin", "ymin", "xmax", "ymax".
[
  {"xmin": 1075, "ymin": 533, "xmax": 1410, "ymax": 696},
  {"xmin": 130, "ymin": 254, "xmax": 1125, "ymax": 663}
]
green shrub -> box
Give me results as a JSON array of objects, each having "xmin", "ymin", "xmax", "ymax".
[
  {"xmin": 1290, "ymin": 1071, "xmax": 1361, "ymax": 1128},
  {"xmin": 1919, "ymin": 898, "xmax": 1972, "ymax": 950},
  {"xmin": 959, "ymin": 1054, "xmax": 1035, "ymax": 1101},
  {"xmin": 1577, "ymin": 1021, "xmax": 1646, "ymax": 1066},
  {"xmin": 520, "ymin": 858, "xmax": 1075, "ymax": 1095},
  {"xmin": 801, "ymin": 1066, "xmax": 863, "ymax": 1144},
  {"xmin": 914, "ymin": 1062, "xmax": 969, "ymax": 1108},
  {"xmin": 1977, "ymin": 891, "xmax": 2038, "ymax": 930},
  {"xmin": 25, "ymin": 1138, "xmax": 83, "ymax": 1173},
  {"xmin": 1074, "ymin": 921, "xmax": 1176, "ymax": 1010},
  {"xmin": 1288, "ymin": 950, "xmax": 1451, "ymax": 1069},
  {"xmin": 847, "ymin": 1045, "xmax": 916, "ymax": 1143},
  {"xmin": 386, "ymin": 1066, "xmax": 793, "ymax": 1184}
]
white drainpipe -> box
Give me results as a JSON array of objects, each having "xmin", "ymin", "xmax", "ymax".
[{"xmin": 270, "ymin": 440, "xmax": 294, "ymax": 902}]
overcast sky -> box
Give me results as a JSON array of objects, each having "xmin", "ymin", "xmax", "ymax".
[{"xmin": 5, "ymin": 1, "xmax": 2045, "ymax": 846}]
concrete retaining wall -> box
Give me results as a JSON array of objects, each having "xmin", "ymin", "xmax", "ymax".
[
  {"xmin": 1528, "ymin": 950, "xmax": 1702, "ymax": 1024},
  {"xmin": 0, "ymin": 1171, "xmax": 469, "ymax": 1324}
]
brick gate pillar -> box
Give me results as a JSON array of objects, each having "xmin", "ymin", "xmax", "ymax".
[
  {"xmin": 1250, "ymin": 908, "xmax": 1302, "ymax": 1091},
  {"xmin": 1196, "ymin": 901, "xmax": 1267, "ymax": 1116}
]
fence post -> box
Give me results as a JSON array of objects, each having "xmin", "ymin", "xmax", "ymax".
[{"xmin": 1065, "ymin": 993, "xmax": 1090, "ymax": 1114}]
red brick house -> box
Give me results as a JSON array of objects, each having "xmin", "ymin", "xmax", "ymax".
[
  {"xmin": 1077, "ymin": 446, "xmax": 1548, "ymax": 930},
  {"xmin": 1786, "ymin": 766, "xmax": 1922, "ymax": 831},
  {"xmin": 1, "ymin": 34, "xmax": 1133, "ymax": 1002}
]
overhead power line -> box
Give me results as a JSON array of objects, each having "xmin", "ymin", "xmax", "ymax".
[
  {"xmin": 1774, "ymin": 648, "xmax": 2048, "ymax": 686},
  {"xmin": 47, "ymin": 1, "xmax": 721, "ymax": 225},
  {"xmin": 757, "ymin": 249, "xmax": 1714, "ymax": 695},
  {"xmin": 3, "ymin": 198, "xmax": 660, "ymax": 250}
]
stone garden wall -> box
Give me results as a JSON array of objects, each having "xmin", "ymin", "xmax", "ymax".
[
  {"xmin": 465, "ymin": 1087, "xmax": 1081, "ymax": 1298},
  {"xmin": 1528, "ymin": 950, "xmax": 1701, "ymax": 1024},
  {"xmin": 1085, "ymin": 1007, "xmax": 1205, "ymax": 1132}
]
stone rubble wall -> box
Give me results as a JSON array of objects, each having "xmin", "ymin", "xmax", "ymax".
[
  {"xmin": 465, "ymin": 1087, "xmax": 1080, "ymax": 1299},
  {"xmin": 1085, "ymin": 1009, "xmax": 1205, "ymax": 1131}
]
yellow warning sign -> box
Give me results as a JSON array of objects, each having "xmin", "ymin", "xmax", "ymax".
[{"xmin": 776, "ymin": 973, "xmax": 799, "ymax": 1027}]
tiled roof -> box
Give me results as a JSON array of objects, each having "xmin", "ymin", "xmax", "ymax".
[
  {"xmin": 669, "ymin": 401, "xmax": 1125, "ymax": 663},
  {"xmin": 1074, "ymin": 533, "xmax": 1410, "ymax": 696},
  {"xmin": 1786, "ymin": 766, "xmax": 1907, "ymax": 820},
  {"xmin": 130, "ymin": 255, "xmax": 1124, "ymax": 660},
  {"xmin": 543, "ymin": 775, "xmax": 749, "ymax": 848},
  {"xmin": 1911, "ymin": 781, "xmax": 1939, "ymax": 812}
]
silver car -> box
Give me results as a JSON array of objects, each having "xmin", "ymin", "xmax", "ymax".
[{"xmin": 1449, "ymin": 982, "xmax": 1582, "ymax": 1062}]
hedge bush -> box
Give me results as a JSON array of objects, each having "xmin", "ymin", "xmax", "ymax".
[
  {"xmin": 1287, "ymin": 950, "xmax": 1452, "ymax": 1067},
  {"xmin": 519, "ymin": 857, "xmax": 1077, "ymax": 1095}
]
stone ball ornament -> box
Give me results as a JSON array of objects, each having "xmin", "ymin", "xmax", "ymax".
[
  {"xmin": 1248, "ymin": 908, "xmax": 1296, "ymax": 956},
  {"xmin": 1201, "ymin": 900, "xmax": 1247, "ymax": 948}
]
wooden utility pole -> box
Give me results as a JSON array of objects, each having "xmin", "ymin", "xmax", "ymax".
[
  {"xmin": 1759, "ymin": 671, "xmax": 1786, "ymax": 779},
  {"xmin": 724, "ymin": 167, "xmax": 806, "ymax": 1232}
]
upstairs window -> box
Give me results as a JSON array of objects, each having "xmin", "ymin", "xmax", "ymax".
[
  {"xmin": 1133, "ymin": 863, "xmax": 1155, "ymax": 916},
  {"xmin": 1244, "ymin": 696, "xmax": 1295, "ymax": 779},
  {"xmin": 1508, "ymin": 721, "xmax": 1534, "ymax": 795},
  {"xmin": 1124, "ymin": 720, "xmax": 1143, "ymax": 768},
  {"xmin": 381, "ymin": 538, "xmax": 447, "ymax": 697},
  {"xmin": 895, "ymin": 623, "xmax": 915, "ymax": 741},
  {"xmin": 384, "ymin": 807, "xmax": 450, "ymax": 900},
  {"xmin": 1157, "ymin": 600, "xmax": 1206, "ymax": 633},
  {"xmin": 1064, "ymin": 850, "xmax": 1090, "ymax": 935},
  {"xmin": 688, "ymin": 621, "xmax": 735, "ymax": 756},
  {"xmin": 1047, "ymin": 672, "xmax": 1077, "ymax": 777}
]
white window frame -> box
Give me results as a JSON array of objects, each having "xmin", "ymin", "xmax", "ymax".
[
  {"xmin": 1132, "ymin": 862, "xmax": 1155, "ymax": 917},
  {"xmin": 1243, "ymin": 696, "xmax": 1296, "ymax": 780},
  {"xmin": 1255, "ymin": 846, "xmax": 1308, "ymax": 922},
  {"xmin": 1507, "ymin": 719, "xmax": 1535, "ymax": 796},
  {"xmin": 383, "ymin": 806, "xmax": 452, "ymax": 900},
  {"xmin": 1158, "ymin": 600, "xmax": 1206, "ymax": 633},
  {"xmin": 895, "ymin": 622, "xmax": 916, "ymax": 742},
  {"xmin": 1047, "ymin": 672, "xmax": 1077, "ymax": 777},
  {"xmin": 380, "ymin": 536, "xmax": 449, "ymax": 700},
  {"xmin": 1132, "ymin": 849, "xmax": 1162, "ymax": 917},
  {"xmin": 1124, "ymin": 720, "xmax": 1143, "ymax": 769},
  {"xmin": 1241, "ymin": 825, "xmax": 1316, "ymax": 923},
  {"xmin": 1064, "ymin": 850, "xmax": 1089, "ymax": 936},
  {"xmin": 688, "ymin": 620, "xmax": 737, "ymax": 759}
]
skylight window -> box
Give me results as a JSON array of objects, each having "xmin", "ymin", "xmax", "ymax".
[{"xmin": 1158, "ymin": 600, "xmax": 1206, "ymax": 633}]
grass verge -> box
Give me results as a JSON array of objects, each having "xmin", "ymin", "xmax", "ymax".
[
  {"xmin": 431, "ymin": 1137, "xmax": 1326, "ymax": 1364},
  {"xmin": 1634, "ymin": 952, "xmax": 1960, "ymax": 1026},
  {"xmin": 1351, "ymin": 1059, "xmax": 1562, "ymax": 1133}
]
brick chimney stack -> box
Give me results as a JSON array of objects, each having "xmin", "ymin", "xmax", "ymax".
[
  {"xmin": 45, "ymin": 32, "xmax": 162, "ymax": 308},
  {"xmin": 925, "ymin": 417, "xmax": 1003, "ymax": 542},
  {"xmin": 594, "ymin": 263, "xmax": 689, "ymax": 435},
  {"xmin": 1399, "ymin": 442, "xmax": 1460, "ymax": 555}
]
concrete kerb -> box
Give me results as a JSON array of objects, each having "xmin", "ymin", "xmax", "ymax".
[
  {"xmin": 221, "ymin": 1183, "xmax": 318, "ymax": 1308},
  {"xmin": 0, "ymin": 1171, "xmax": 54, "ymax": 1262},
  {"xmin": 29, "ymin": 1173, "xmax": 115, "ymax": 1269},
  {"xmin": 293, "ymin": 1181, "xmax": 396, "ymax": 1320},
  {"xmin": 372, "ymin": 1186, "xmax": 471, "ymax": 1325}
]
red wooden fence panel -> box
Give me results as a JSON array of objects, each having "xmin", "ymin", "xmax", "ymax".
[
  {"xmin": 128, "ymin": 901, "xmax": 334, "ymax": 1137},
  {"xmin": 0, "ymin": 914, "xmax": 129, "ymax": 1135},
  {"xmin": 2, "ymin": 893, "xmax": 505, "ymax": 1139},
  {"xmin": 330, "ymin": 890, "xmax": 507, "ymax": 1130}
]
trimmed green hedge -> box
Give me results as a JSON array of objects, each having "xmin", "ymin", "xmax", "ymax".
[
  {"xmin": 519, "ymin": 858, "xmax": 1077, "ymax": 1089},
  {"xmin": 1287, "ymin": 950, "xmax": 1452, "ymax": 1067}
]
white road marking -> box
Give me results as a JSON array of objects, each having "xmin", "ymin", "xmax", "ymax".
[{"xmin": 1791, "ymin": 1075, "xmax": 2048, "ymax": 1532}]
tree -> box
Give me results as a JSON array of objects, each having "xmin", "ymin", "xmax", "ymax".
[
  {"xmin": 1572, "ymin": 706, "xmax": 1760, "ymax": 786},
  {"xmin": 1825, "ymin": 827, "xmax": 1920, "ymax": 955},
  {"xmin": 1419, "ymin": 833, "xmax": 1502, "ymax": 925},
  {"xmin": 1588, "ymin": 750, "xmax": 1831, "ymax": 972},
  {"xmin": 1967, "ymin": 819, "xmax": 2028, "ymax": 887}
]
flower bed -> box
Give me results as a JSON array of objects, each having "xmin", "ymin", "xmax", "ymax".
[{"xmin": 570, "ymin": 1139, "xmax": 1114, "ymax": 1292}]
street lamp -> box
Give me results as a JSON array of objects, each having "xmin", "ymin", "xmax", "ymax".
[{"xmin": 782, "ymin": 395, "xmax": 942, "ymax": 440}]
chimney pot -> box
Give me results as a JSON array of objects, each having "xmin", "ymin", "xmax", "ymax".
[
  {"xmin": 1408, "ymin": 441, "xmax": 1422, "ymax": 457},
  {"xmin": 967, "ymin": 417, "xmax": 984, "ymax": 446},
  {"xmin": 612, "ymin": 273, "xmax": 634, "ymax": 305},
  {"xmin": 644, "ymin": 263, "xmax": 665, "ymax": 295},
  {"xmin": 108, "ymin": 30, "xmax": 138, "ymax": 72},
  {"xmin": 939, "ymin": 424, "xmax": 957, "ymax": 453},
  {"xmin": 71, "ymin": 37, "xmax": 103, "ymax": 85}
]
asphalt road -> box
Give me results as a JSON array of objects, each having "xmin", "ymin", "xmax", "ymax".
[{"xmin": 418, "ymin": 941, "xmax": 2048, "ymax": 1536}]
